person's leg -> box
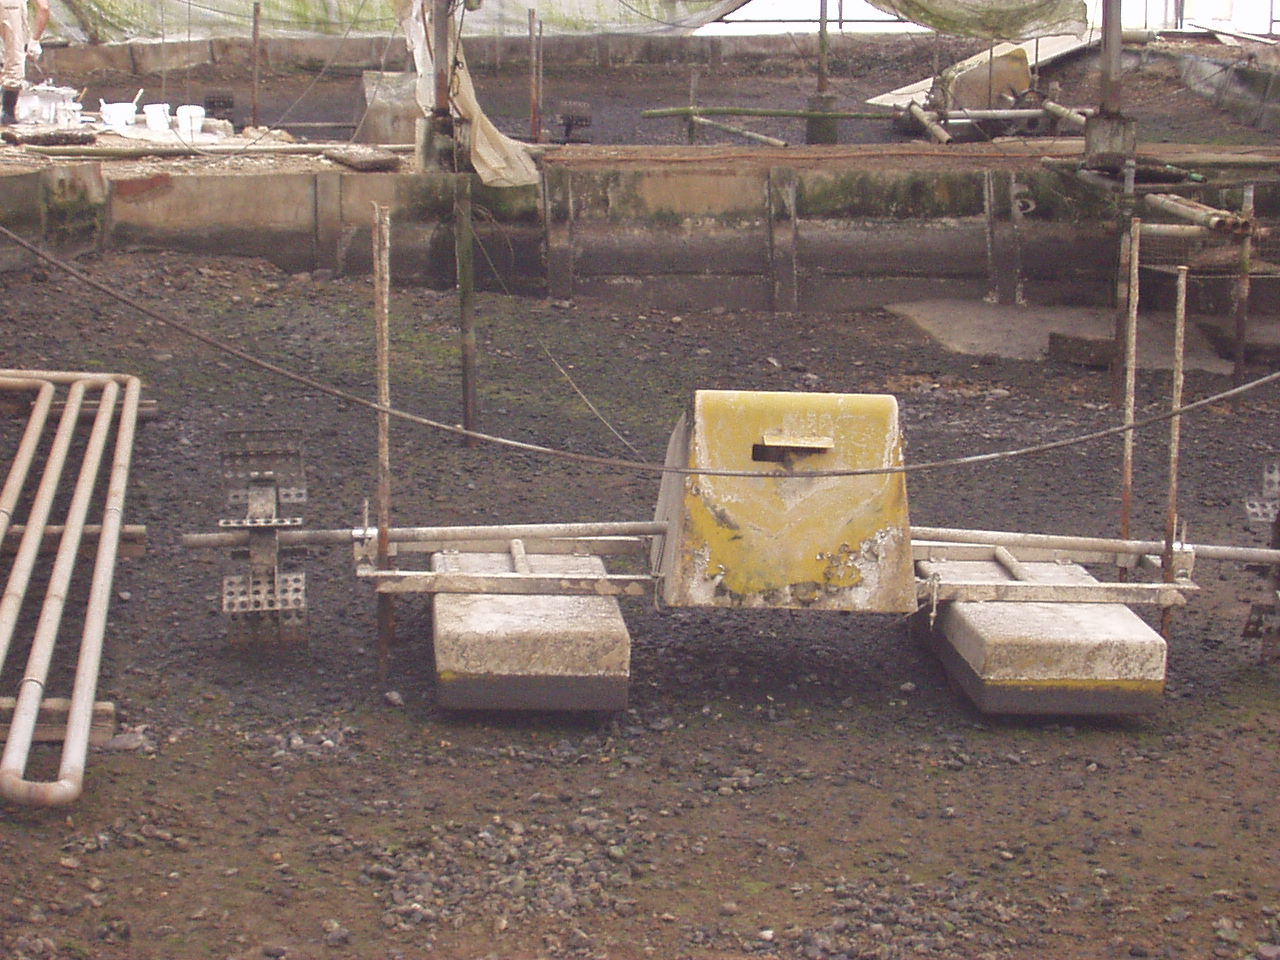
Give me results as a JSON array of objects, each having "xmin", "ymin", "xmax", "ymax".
[{"xmin": 0, "ymin": 1, "xmax": 26, "ymax": 123}]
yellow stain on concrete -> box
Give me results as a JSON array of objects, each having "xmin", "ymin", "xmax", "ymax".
[{"xmin": 659, "ymin": 390, "xmax": 915, "ymax": 612}]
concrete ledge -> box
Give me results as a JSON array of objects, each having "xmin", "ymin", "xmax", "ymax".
[{"xmin": 432, "ymin": 551, "xmax": 630, "ymax": 712}]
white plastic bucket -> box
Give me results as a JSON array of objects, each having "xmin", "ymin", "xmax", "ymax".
[
  {"xmin": 142, "ymin": 103, "xmax": 171, "ymax": 132},
  {"xmin": 100, "ymin": 102, "xmax": 135, "ymax": 129},
  {"xmin": 175, "ymin": 104, "xmax": 205, "ymax": 138}
]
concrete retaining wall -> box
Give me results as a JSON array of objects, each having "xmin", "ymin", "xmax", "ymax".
[{"xmin": 2, "ymin": 154, "xmax": 1276, "ymax": 313}]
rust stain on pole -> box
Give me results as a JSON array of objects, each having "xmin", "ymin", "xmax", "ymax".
[{"xmin": 1233, "ymin": 184, "xmax": 1255, "ymax": 392}]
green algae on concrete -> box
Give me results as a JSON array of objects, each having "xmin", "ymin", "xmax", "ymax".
[{"xmin": 799, "ymin": 171, "xmax": 986, "ymax": 220}]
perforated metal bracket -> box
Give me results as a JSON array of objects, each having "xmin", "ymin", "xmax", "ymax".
[{"xmin": 1245, "ymin": 462, "xmax": 1279, "ymax": 524}]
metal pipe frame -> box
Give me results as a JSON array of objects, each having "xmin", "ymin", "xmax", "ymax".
[{"xmin": 0, "ymin": 371, "xmax": 142, "ymax": 806}]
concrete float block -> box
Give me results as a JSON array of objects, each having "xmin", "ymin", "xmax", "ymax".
[
  {"xmin": 916, "ymin": 558, "xmax": 1166, "ymax": 715},
  {"xmin": 431, "ymin": 551, "xmax": 631, "ymax": 712}
]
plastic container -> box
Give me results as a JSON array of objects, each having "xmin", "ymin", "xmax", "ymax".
[
  {"xmin": 100, "ymin": 102, "xmax": 136, "ymax": 128},
  {"xmin": 175, "ymin": 104, "xmax": 205, "ymax": 138},
  {"xmin": 142, "ymin": 102, "xmax": 171, "ymax": 132},
  {"xmin": 54, "ymin": 102, "xmax": 82, "ymax": 128}
]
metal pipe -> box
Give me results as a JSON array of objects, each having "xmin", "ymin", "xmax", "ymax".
[
  {"xmin": 0, "ymin": 377, "xmax": 130, "ymax": 806},
  {"xmin": 1143, "ymin": 192, "xmax": 1252, "ymax": 233},
  {"xmin": 817, "ymin": 0, "xmax": 829, "ymax": 95},
  {"xmin": 455, "ymin": 176, "xmax": 478, "ymax": 441},
  {"xmin": 0, "ymin": 377, "xmax": 55, "ymax": 544},
  {"xmin": 913, "ymin": 526, "xmax": 1280, "ymax": 565},
  {"xmin": 908, "ymin": 102, "xmax": 951, "ymax": 144},
  {"xmin": 0, "ymin": 381, "xmax": 88, "ymax": 670},
  {"xmin": 528, "ymin": 8, "xmax": 539, "ymax": 142},
  {"xmin": 1100, "ymin": 0, "xmax": 1123, "ymax": 113},
  {"xmin": 184, "ymin": 520, "xmax": 669, "ymax": 550},
  {"xmin": 5, "ymin": 377, "xmax": 140, "ymax": 806}
]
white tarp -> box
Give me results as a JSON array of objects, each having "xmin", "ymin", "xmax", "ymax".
[
  {"xmin": 861, "ymin": 0, "xmax": 1087, "ymax": 40},
  {"xmin": 47, "ymin": 0, "xmax": 753, "ymax": 43},
  {"xmin": 399, "ymin": 2, "xmax": 539, "ymax": 188}
]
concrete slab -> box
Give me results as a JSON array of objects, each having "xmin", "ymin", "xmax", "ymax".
[
  {"xmin": 888, "ymin": 298, "xmax": 1233, "ymax": 374},
  {"xmin": 916, "ymin": 557, "xmax": 1167, "ymax": 715},
  {"xmin": 431, "ymin": 551, "xmax": 630, "ymax": 712}
]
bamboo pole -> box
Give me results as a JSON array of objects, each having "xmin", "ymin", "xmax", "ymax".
[
  {"xmin": 454, "ymin": 176, "xmax": 478, "ymax": 445},
  {"xmin": 372, "ymin": 203, "xmax": 394, "ymax": 680},
  {"xmin": 1161, "ymin": 264, "xmax": 1187, "ymax": 637},
  {"xmin": 643, "ymin": 105, "xmax": 896, "ymax": 120},
  {"xmin": 687, "ymin": 67, "xmax": 699, "ymax": 144},
  {"xmin": 691, "ymin": 115, "xmax": 787, "ymax": 147},
  {"xmin": 1042, "ymin": 99, "xmax": 1087, "ymax": 128}
]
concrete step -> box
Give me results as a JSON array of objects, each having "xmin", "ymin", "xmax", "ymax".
[
  {"xmin": 915, "ymin": 557, "xmax": 1167, "ymax": 715},
  {"xmin": 431, "ymin": 551, "xmax": 630, "ymax": 711}
]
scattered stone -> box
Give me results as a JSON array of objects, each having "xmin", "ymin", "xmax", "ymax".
[{"xmin": 384, "ymin": 690, "xmax": 404, "ymax": 707}]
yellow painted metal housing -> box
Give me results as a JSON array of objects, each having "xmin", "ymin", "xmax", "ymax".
[{"xmin": 653, "ymin": 390, "xmax": 915, "ymax": 612}]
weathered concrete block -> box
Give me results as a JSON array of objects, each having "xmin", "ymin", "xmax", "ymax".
[
  {"xmin": 131, "ymin": 39, "xmax": 214, "ymax": 74},
  {"xmin": 432, "ymin": 551, "xmax": 630, "ymax": 711},
  {"xmin": 45, "ymin": 42, "xmax": 136, "ymax": 74},
  {"xmin": 916, "ymin": 557, "xmax": 1167, "ymax": 715}
]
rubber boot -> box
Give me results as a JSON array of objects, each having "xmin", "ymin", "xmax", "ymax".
[{"xmin": 1, "ymin": 89, "xmax": 17, "ymax": 125}]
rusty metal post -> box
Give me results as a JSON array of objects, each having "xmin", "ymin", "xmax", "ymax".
[
  {"xmin": 1120, "ymin": 217, "xmax": 1141, "ymax": 560},
  {"xmin": 1233, "ymin": 183, "xmax": 1255, "ymax": 391},
  {"xmin": 817, "ymin": 0, "xmax": 829, "ymax": 95},
  {"xmin": 251, "ymin": 1, "xmax": 261, "ymax": 129},
  {"xmin": 433, "ymin": 0, "xmax": 452, "ymax": 137},
  {"xmin": 528, "ymin": 9, "xmax": 540, "ymax": 142},
  {"xmin": 454, "ymin": 175, "xmax": 479, "ymax": 445},
  {"xmin": 1161, "ymin": 265, "xmax": 1187, "ymax": 637},
  {"xmin": 372, "ymin": 203, "xmax": 395, "ymax": 679},
  {"xmin": 1099, "ymin": 0, "xmax": 1123, "ymax": 114}
]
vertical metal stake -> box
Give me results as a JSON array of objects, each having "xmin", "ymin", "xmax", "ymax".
[
  {"xmin": 983, "ymin": 171, "xmax": 998, "ymax": 303},
  {"xmin": 528, "ymin": 9, "xmax": 540, "ymax": 142}
]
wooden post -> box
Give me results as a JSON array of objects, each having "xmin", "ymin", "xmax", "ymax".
[
  {"xmin": 455, "ymin": 176, "xmax": 479, "ymax": 445},
  {"xmin": 983, "ymin": 171, "xmax": 999, "ymax": 303},
  {"xmin": 1161, "ymin": 264, "xmax": 1187, "ymax": 638},
  {"xmin": 372, "ymin": 203, "xmax": 395, "ymax": 679},
  {"xmin": 687, "ymin": 67, "xmax": 699, "ymax": 144},
  {"xmin": 1233, "ymin": 183, "xmax": 1255, "ymax": 391},
  {"xmin": 251, "ymin": 2, "xmax": 261, "ymax": 129},
  {"xmin": 1119, "ymin": 217, "xmax": 1141, "ymax": 559}
]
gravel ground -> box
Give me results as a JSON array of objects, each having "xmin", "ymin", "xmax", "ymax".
[{"xmin": 2, "ymin": 247, "xmax": 1280, "ymax": 960}]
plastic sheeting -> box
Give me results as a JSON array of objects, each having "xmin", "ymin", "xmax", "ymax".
[
  {"xmin": 861, "ymin": 0, "xmax": 1086, "ymax": 40},
  {"xmin": 399, "ymin": 1, "xmax": 539, "ymax": 188},
  {"xmin": 47, "ymin": 0, "xmax": 752, "ymax": 43}
]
